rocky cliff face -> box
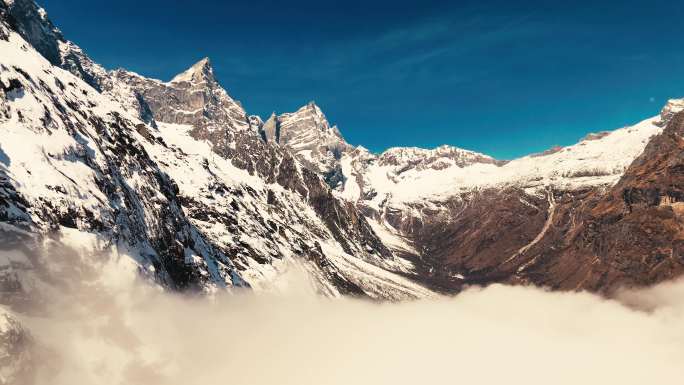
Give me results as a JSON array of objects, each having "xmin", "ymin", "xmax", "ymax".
[
  {"xmin": 516, "ymin": 109, "xmax": 684, "ymax": 293},
  {"xmin": 259, "ymin": 102, "xmax": 352, "ymax": 188},
  {"xmin": 111, "ymin": 58, "xmax": 250, "ymax": 136}
]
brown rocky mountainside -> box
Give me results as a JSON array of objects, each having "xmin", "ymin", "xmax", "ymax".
[{"xmin": 408, "ymin": 111, "xmax": 684, "ymax": 294}]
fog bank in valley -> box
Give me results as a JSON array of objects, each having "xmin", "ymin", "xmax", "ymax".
[{"xmin": 5, "ymin": 236, "xmax": 684, "ymax": 385}]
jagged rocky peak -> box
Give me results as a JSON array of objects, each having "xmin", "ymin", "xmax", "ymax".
[
  {"xmin": 112, "ymin": 56, "xmax": 251, "ymax": 145},
  {"xmin": 171, "ymin": 57, "xmax": 215, "ymax": 84},
  {"xmin": 277, "ymin": 101, "xmax": 349, "ymax": 150},
  {"xmin": 657, "ymin": 98, "xmax": 684, "ymax": 126},
  {"xmin": 260, "ymin": 102, "xmax": 353, "ymax": 185},
  {"xmin": 378, "ymin": 144, "xmax": 501, "ymax": 171}
]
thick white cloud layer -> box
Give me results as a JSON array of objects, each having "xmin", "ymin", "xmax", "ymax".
[{"xmin": 7, "ymin": 237, "xmax": 684, "ymax": 385}]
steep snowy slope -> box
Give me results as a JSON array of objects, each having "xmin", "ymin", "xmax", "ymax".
[
  {"xmin": 0, "ymin": 24, "xmax": 246, "ymax": 290},
  {"xmin": 0, "ymin": 0, "xmax": 433, "ymax": 299},
  {"xmin": 0, "ymin": 0, "xmax": 107, "ymax": 89}
]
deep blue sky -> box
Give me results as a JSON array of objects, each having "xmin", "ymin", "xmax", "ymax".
[{"xmin": 39, "ymin": 0, "xmax": 684, "ymax": 159}]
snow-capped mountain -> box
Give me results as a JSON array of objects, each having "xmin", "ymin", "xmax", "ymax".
[
  {"xmin": 344, "ymin": 116, "xmax": 661, "ymax": 211},
  {"xmin": 0, "ymin": 0, "xmax": 433, "ymax": 302},
  {"xmin": 2, "ymin": 0, "xmax": 684, "ymax": 307}
]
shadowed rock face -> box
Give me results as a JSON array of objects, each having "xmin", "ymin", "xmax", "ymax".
[{"xmin": 111, "ymin": 59, "xmax": 251, "ymax": 147}]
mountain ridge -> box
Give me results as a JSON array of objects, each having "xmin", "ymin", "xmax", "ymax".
[{"xmin": 2, "ymin": 0, "xmax": 684, "ymax": 299}]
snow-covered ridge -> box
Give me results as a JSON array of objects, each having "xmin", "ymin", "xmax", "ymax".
[
  {"xmin": 334, "ymin": 116, "xmax": 662, "ymax": 211},
  {"xmin": 271, "ymin": 102, "xmax": 662, "ymax": 213},
  {"xmin": 378, "ymin": 144, "xmax": 501, "ymax": 171}
]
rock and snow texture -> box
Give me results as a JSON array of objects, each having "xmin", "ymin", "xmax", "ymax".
[
  {"xmin": 0, "ymin": 0, "xmax": 433, "ymax": 300},
  {"xmin": 109, "ymin": 57, "xmax": 250, "ymax": 141},
  {"xmin": 337, "ymin": 118, "xmax": 661, "ymax": 212},
  {"xmin": 2, "ymin": 0, "xmax": 684, "ymax": 300},
  {"xmin": 0, "ymin": 0, "xmax": 107, "ymax": 90},
  {"xmin": 657, "ymin": 97, "xmax": 684, "ymax": 125},
  {"xmin": 259, "ymin": 102, "xmax": 353, "ymax": 188},
  {"xmin": 0, "ymin": 25, "xmax": 248, "ymax": 290},
  {"xmin": 0, "ymin": 308, "xmax": 31, "ymax": 384}
]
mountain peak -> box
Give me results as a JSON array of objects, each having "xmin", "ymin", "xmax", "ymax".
[{"xmin": 170, "ymin": 57, "xmax": 215, "ymax": 84}]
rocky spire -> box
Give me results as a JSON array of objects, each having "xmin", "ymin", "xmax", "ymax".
[{"xmin": 261, "ymin": 112, "xmax": 279, "ymax": 143}]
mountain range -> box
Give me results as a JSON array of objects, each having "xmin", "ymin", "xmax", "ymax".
[{"xmin": 2, "ymin": 0, "xmax": 684, "ymax": 381}]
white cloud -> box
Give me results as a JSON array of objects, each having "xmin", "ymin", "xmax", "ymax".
[{"xmin": 7, "ymin": 239, "xmax": 684, "ymax": 385}]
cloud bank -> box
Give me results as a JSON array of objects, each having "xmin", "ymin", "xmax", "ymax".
[{"xmin": 5, "ymin": 235, "xmax": 684, "ymax": 385}]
